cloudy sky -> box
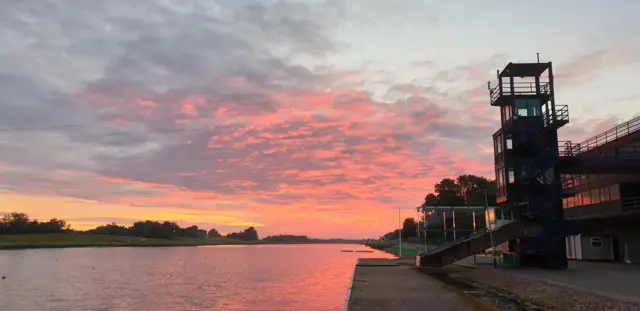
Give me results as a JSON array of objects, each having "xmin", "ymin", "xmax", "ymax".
[{"xmin": 1, "ymin": 0, "xmax": 639, "ymax": 238}]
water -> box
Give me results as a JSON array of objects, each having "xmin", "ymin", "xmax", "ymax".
[{"xmin": 0, "ymin": 244, "xmax": 393, "ymax": 311}]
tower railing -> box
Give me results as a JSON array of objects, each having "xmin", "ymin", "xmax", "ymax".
[
  {"xmin": 542, "ymin": 105, "xmax": 569, "ymax": 128},
  {"xmin": 490, "ymin": 81, "xmax": 551, "ymax": 104},
  {"xmin": 621, "ymin": 196, "xmax": 640, "ymax": 211}
]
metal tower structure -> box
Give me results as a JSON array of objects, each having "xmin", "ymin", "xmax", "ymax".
[{"xmin": 488, "ymin": 61, "xmax": 570, "ymax": 269}]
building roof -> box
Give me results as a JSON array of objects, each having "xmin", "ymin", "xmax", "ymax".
[
  {"xmin": 499, "ymin": 62, "xmax": 550, "ymax": 77},
  {"xmin": 421, "ymin": 206, "xmax": 498, "ymax": 211}
]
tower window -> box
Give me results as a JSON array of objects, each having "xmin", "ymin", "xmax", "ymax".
[
  {"xmin": 515, "ymin": 99, "xmax": 541, "ymax": 117},
  {"xmin": 506, "ymin": 135, "xmax": 513, "ymax": 149}
]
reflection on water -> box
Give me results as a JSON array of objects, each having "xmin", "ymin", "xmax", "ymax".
[{"xmin": 0, "ymin": 244, "xmax": 393, "ymax": 311}]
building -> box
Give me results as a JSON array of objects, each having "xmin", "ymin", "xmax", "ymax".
[
  {"xmin": 490, "ymin": 61, "xmax": 570, "ymax": 269},
  {"xmin": 561, "ymin": 116, "xmax": 640, "ymax": 263},
  {"xmin": 418, "ymin": 59, "xmax": 639, "ymax": 268}
]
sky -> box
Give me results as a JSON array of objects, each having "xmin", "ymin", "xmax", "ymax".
[{"xmin": 1, "ymin": 0, "xmax": 639, "ymax": 238}]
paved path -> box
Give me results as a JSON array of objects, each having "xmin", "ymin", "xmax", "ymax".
[
  {"xmin": 509, "ymin": 261, "xmax": 640, "ymax": 303},
  {"xmin": 348, "ymin": 259, "xmax": 474, "ymax": 311}
]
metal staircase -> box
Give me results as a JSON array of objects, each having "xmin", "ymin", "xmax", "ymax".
[{"xmin": 418, "ymin": 220, "xmax": 541, "ymax": 267}]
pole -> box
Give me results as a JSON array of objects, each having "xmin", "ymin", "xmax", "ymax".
[
  {"xmin": 485, "ymin": 191, "xmax": 497, "ymax": 268},
  {"xmin": 443, "ymin": 211, "xmax": 447, "ymax": 242},
  {"xmin": 423, "ymin": 208, "xmax": 428, "ymax": 254},
  {"xmin": 452, "ymin": 208, "xmax": 457, "ymax": 241},
  {"xmin": 398, "ymin": 207, "xmax": 402, "ymax": 258},
  {"xmin": 472, "ymin": 209, "xmax": 477, "ymax": 264},
  {"xmin": 416, "ymin": 208, "xmax": 421, "ymax": 254}
]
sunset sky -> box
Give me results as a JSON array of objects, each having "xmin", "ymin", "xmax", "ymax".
[{"xmin": 1, "ymin": 0, "xmax": 639, "ymax": 238}]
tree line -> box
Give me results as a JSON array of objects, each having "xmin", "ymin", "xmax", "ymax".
[
  {"xmin": 0, "ymin": 212, "xmax": 260, "ymax": 241},
  {"xmin": 382, "ymin": 174, "xmax": 497, "ymax": 241}
]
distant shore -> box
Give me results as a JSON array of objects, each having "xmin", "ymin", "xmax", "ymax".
[{"xmin": 0, "ymin": 234, "xmax": 365, "ymax": 250}]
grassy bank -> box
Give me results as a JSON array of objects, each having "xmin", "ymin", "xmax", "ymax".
[
  {"xmin": 364, "ymin": 240, "xmax": 420, "ymax": 259},
  {"xmin": 0, "ymin": 234, "xmax": 365, "ymax": 250},
  {"xmin": 0, "ymin": 234, "xmax": 263, "ymax": 250}
]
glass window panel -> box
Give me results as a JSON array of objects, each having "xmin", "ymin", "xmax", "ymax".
[
  {"xmin": 600, "ymin": 187, "xmax": 610, "ymax": 202},
  {"xmin": 582, "ymin": 191, "xmax": 592, "ymax": 205},
  {"xmin": 568, "ymin": 196, "xmax": 574, "ymax": 208},
  {"xmin": 515, "ymin": 99, "xmax": 528, "ymax": 117},
  {"xmin": 591, "ymin": 189, "xmax": 600, "ymax": 204},
  {"xmin": 527, "ymin": 99, "xmax": 541, "ymax": 116},
  {"xmin": 611, "ymin": 184, "xmax": 620, "ymax": 200},
  {"xmin": 508, "ymin": 170, "xmax": 515, "ymax": 183},
  {"xmin": 576, "ymin": 192, "xmax": 583, "ymax": 207}
]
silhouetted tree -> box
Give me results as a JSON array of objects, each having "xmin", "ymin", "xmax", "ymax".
[
  {"xmin": 1, "ymin": 213, "xmax": 70, "ymax": 234},
  {"xmin": 401, "ymin": 218, "xmax": 418, "ymax": 239},
  {"xmin": 424, "ymin": 193, "xmax": 438, "ymax": 205},
  {"xmin": 263, "ymin": 235, "xmax": 309, "ymax": 243},
  {"xmin": 226, "ymin": 227, "xmax": 259, "ymax": 241},
  {"xmin": 434, "ymin": 178, "xmax": 466, "ymax": 206},
  {"xmin": 207, "ymin": 229, "xmax": 221, "ymax": 238}
]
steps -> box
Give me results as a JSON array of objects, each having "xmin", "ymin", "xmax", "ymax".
[{"xmin": 417, "ymin": 220, "xmax": 541, "ymax": 267}]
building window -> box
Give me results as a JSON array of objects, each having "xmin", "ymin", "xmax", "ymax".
[
  {"xmin": 611, "ymin": 184, "xmax": 620, "ymax": 200},
  {"xmin": 591, "ymin": 237, "xmax": 603, "ymax": 248},
  {"xmin": 591, "ymin": 189, "xmax": 600, "ymax": 204},
  {"xmin": 567, "ymin": 196, "xmax": 574, "ymax": 208},
  {"xmin": 508, "ymin": 169, "xmax": 515, "ymax": 183},
  {"xmin": 502, "ymin": 106, "xmax": 512, "ymax": 124},
  {"xmin": 514, "ymin": 99, "xmax": 541, "ymax": 117},
  {"xmin": 582, "ymin": 191, "xmax": 592, "ymax": 205},
  {"xmin": 494, "ymin": 134, "xmax": 503, "ymax": 155},
  {"xmin": 600, "ymin": 186, "xmax": 610, "ymax": 202},
  {"xmin": 496, "ymin": 168, "xmax": 506, "ymax": 197},
  {"xmin": 576, "ymin": 192, "xmax": 583, "ymax": 207},
  {"xmin": 504, "ymin": 210, "xmax": 512, "ymax": 220}
]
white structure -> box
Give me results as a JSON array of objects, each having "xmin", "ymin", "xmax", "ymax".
[
  {"xmin": 485, "ymin": 207, "xmax": 514, "ymax": 230},
  {"xmin": 566, "ymin": 235, "xmax": 615, "ymax": 261},
  {"xmin": 484, "ymin": 207, "xmax": 514, "ymax": 253}
]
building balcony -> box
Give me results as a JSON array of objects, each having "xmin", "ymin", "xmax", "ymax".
[
  {"xmin": 542, "ymin": 105, "xmax": 569, "ymax": 129},
  {"xmin": 490, "ymin": 81, "xmax": 550, "ymax": 106}
]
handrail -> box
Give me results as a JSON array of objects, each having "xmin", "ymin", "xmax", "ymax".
[
  {"xmin": 621, "ymin": 196, "xmax": 640, "ymax": 211},
  {"xmin": 542, "ymin": 105, "xmax": 569, "ymax": 127},
  {"xmin": 569, "ymin": 116, "xmax": 640, "ymax": 156},
  {"xmin": 489, "ymin": 81, "xmax": 551, "ymax": 104},
  {"xmin": 559, "ymin": 142, "xmax": 640, "ymax": 159}
]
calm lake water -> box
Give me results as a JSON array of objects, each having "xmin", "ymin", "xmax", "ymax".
[{"xmin": 0, "ymin": 244, "xmax": 393, "ymax": 311}]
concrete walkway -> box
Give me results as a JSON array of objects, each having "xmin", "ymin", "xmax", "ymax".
[
  {"xmin": 347, "ymin": 259, "xmax": 475, "ymax": 311},
  {"xmin": 510, "ymin": 261, "xmax": 640, "ymax": 303}
]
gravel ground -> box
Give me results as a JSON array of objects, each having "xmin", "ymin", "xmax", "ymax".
[{"xmin": 451, "ymin": 267, "xmax": 640, "ymax": 311}]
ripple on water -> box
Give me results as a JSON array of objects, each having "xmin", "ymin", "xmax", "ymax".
[{"xmin": 0, "ymin": 244, "xmax": 394, "ymax": 311}]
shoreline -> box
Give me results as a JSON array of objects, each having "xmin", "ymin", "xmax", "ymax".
[{"xmin": 0, "ymin": 234, "xmax": 365, "ymax": 250}]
